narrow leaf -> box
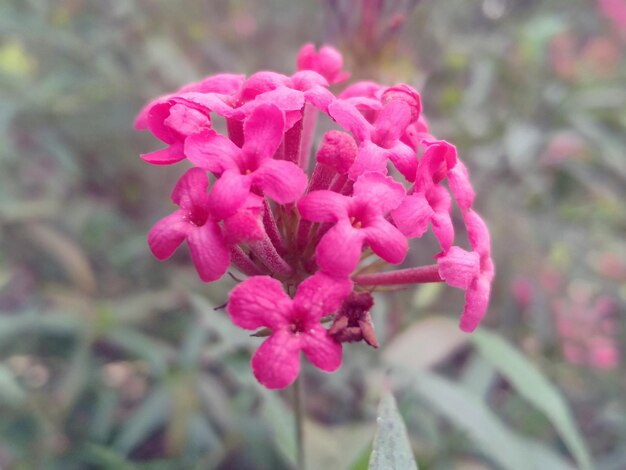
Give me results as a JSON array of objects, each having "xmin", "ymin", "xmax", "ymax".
[
  {"xmin": 471, "ymin": 329, "xmax": 593, "ymax": 470},
  {"xmin": 369, "ymin": 390, "xmax": 418, "ymax": 470}
]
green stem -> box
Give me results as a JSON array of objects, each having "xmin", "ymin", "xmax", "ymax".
[{"xmin": 294, "ymin": 376, "xmax": 305, "ymax": 470}]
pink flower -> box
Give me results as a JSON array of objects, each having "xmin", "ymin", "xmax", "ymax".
[
  {"xmin": 227, "ymin": 273, "xmax": 353, "ymax": 389},
  {"xmin": 296, "ymin": 43, "xmax": 350, "ymax": 84},
  {"xmin": 437, "ymin": 210, "xmax": 495, "ymax": 332},
  {"xmin": 137, "ymin": 44, "xmax": 495, "ymax": 388},
  {"xmin": 328, "ymin": 98, "xmax": 417, "ymax": 180},
  {"xmin": 392, "ymin": 140, "xmax": 457, "ymax": 251},
  {"xmin": 147, "ymin": 168, "xmax": 262, "ymax": 282},
  {"xmin": 299, "ymin": 172, "xmax": 407, "ymax": 276},
  {"xmin": 185, "ymin": 103, "xmax": 308, "ymax": 217}
]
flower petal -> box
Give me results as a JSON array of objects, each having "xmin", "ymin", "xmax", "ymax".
[
  {"xmin": 140, "ymin": 145, "xmax": 186, "ymax": 165},
  {"xmin": 243, "ymin": 103, "xmax": 286, "ymax": 160},
  {"xmin": 316, "ymin": 221, "xmax": 365, "ymax": 276},
  {"xmin": 459, "ymin": 276, "xmax": 491, "ymax": 332},
  {"xmin": 391, "ymin": 192, "xmax": 434, "ymax": 238},
  {"xmin": 387, "ymin": 142, "xmax": 418, "ymax": 181},
  {"xmin": 294, "ymin": 272, "xmax": 353, "ymax": 320},
  {"xmin": 448, "ymin": 159, "xmax": 475, "ymax": 209},
  {"xmin": 298, "ymin": 190, "xmax": 349, "ymax": 223},
  {"xmin": 251, "ymin": 330, "xmax": 301, "ymax": 389},
  {"xmin": 208, "ymin": 171, "xmax": 252, "ymax": 220},
  {"xmin": 436, "ymin": 246, "xmax": 480, "ymax": 289},
  {"xmin": 353, "ymin": 171, "xmax": 405, "ymax": 214},
  {"xmin": 464, "ymin": 209, "xmax": 491, "ymax": 257},
  {"xmin": 227, "ymin": 276, "xmax": 292, "ymax": 330},
  {"xmin": 364, "ymin": 218, "xmax": 408, "ymax": 265},
  {"xmin": 253, "ymin": 159, "xmax": 307, "ymax": 204},
  {"xmin": 373, "ymin": 101, "xmax": 411, "ymax": 146},
  {"xmin": 171, "ymin": 168, "xmax": 210, "ymax": 209},
  {"xmin": 348, "ymin": 141, "xmax": 389, "ymax": 180},
  {"xmin": 301, "ymin": 326, "xmax": 343, "ymax": 372},
  {"xmin": 328, "ymin": 100, "xmax": 372, "ymax": 142},
  {"xmin": 147, "ymin": 210, "xmax": 190, "ymax": 260},
  {"xmin": 185, "ymin": 130, "xmax": 239, "ymax": 174},
  {"xmin": 187, "ymin": 222, "xmax": 230, "ymax": 282},
  {"xmin": 223, "ymin": 195, "xmax": 265, "ymax": 244}
]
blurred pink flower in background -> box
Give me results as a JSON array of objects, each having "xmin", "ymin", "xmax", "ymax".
[{"xmin": 553, "ymin": 291, "xmax": 620, "ymax": 370}]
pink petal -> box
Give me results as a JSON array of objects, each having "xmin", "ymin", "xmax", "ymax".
[
  {"xmin": 348, "ymin": 142, "xmax": 389, "ymax": 180},
  {"xmin": 427, "ymin": 185, "xmax": 454, "ymax": 252},
  {"xmin": 240, "ymin": 71, "xmax": 291, "ymax": 102},
  {"xmin": 301, "ymin": 326, "xmax": 343, "ymax": 372},
  {"xmin": 238, "ymin": 87, "xmax": 305, "ymax": 118},
  {"xmin": 459, "ymin": 275, "xmax": 492, "ymax": 332},
  {"xmin": 179, "ymin": 73, "xmax": 245, "ymax": 94},
  {"xmin": 339, "ymin": 81, "xmax": 383, "ymax": 100},
  {"xmin": 304, "ymin": 86, "xmax": 335, "ymax": 111},
  {"xmin": 227, "ymin": 276, "xmax": 292, "ymax": 330},
  {"xmin": 296, "ymin": 43, "xmax": 348, "ymax": 84},
  {"xmin": 381, "ymin": 84, "xmax": 422, "ymax": 123},
  {"xmin": 253, "ymin": 159, "xmax": 307, "ymax": 204},
  {"xmin": 387, "ymin": 142, "xmax": 418, "ymax": 181},
  {"xmin": 171, "ymin": 168, "xmax": 210, "ymax": 209},
  {"xmin": 437, "ymin": 246, "xmax": 480, "ymax": 289},
  {"xmin": 187, "ymin": 222, "xmax": 230, "ymax": 282},
  {"xmin": 464, "ymin": 210, "xmax": 491, "ymax": 257},
  {"xmin": 353, "ymin": 172, "xmax": 405, "ymax": 214},
  {"xmin": 185, "ymin": 130, "xmax": 239, "ymax": 174},
  {"xmin": 243, "ymin": 103, "xmax": 286, "ymax": 161},
  {"xmin": 291, "ymin": 70, "xmax": 329, "ymax": 90},
  {"xmin": 363, "ymin": 218, "xmax": 408, "ymax": 265},
  {"xmin": 373, "ymin": 101, "xmax": 411, "ymax": 146},
  {"xmin": 208, "ymin": 171, "xmax": 252, "ymax": 220},
  {"xmin": 448, "ymin": 160, "xmax": 476, "ymax": 210},
  {"xmin": 251, "ymin": 330, "xmax": 301, "ymax": 389},
  {"xmin": 180, "ymin": 92, "xmax": 237, "ymax": 118},
  {"xmin": 316, "ymin": 221, "xmax": 365, "ymax": 276},
  {"xmin": 146, "ymin": 102, "xmax": 180, "ymax": 143},
  {"xmin": 164, "ymin": 103, "xmax": 211, "ymax": 136},
  {"xmin": 418, "ymin": 141, "xmax": 457, "ymax": 185},
  {"xmin": 328, "ymin": 100, "xmax": 372, "ymax": 142},
  {"xmin": 298, "ymin": 190, "xmax": 349, "ymax": 223},
  {"xmin": 223, "ymin": 195, "xmax": 265, "ymax": 243},
  {"xmin": 391, "ymin": 193, "xmax": 434, "ymax": 238},
  {"xmin": 140, "ymin": 145, "xmax": 186, "ymax": 165},
  {"xmin": 294, "ymin": 272, "xmax": 353, "ymax": 320},
  {"xmin": 147, "ymin": 210, "xmax": 190, "ymax": 260}
]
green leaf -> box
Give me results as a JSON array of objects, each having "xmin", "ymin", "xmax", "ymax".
[
  {"xmin": 113, "ymin": 387, "xmax": 170, "ymax": 456},
  {"xmin": 471, "ymin": 329, "xmax": 593, "ymax": 470},
  {"xmin": 409, "ymin": 370, "xmax": 527, "ymax": 470},
  {"xmin": 368, "ymin": 390, "xmax": 418, "ymax": 470},
  {"xmin": 0, "ymin": 364, "xmax": 25, "ymax": 407}
]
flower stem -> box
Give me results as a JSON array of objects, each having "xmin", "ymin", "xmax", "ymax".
[
  {"xmin": 352, "ymin": 264, "xmax": 443, "ymax": 286},
  {"xmin": 294, "ymin": 376, "xmax": 305, "ymax": 470}
]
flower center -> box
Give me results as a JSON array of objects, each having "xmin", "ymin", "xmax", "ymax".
[
  {"xmin": 349, "ymin": 216, "xmax": 363, "ymax": 229},
  {"xmin": 290, "ymin": 317, "xmax": 305, "ymax": 334},
  {"xmin": 186, "ymin": 208, "xmax": 208, "ymax": 227}
]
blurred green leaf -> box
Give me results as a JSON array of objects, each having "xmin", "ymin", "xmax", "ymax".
[
  {"xmin": 84, "ymin": 444, "xmax": 137, "ymax": 470},
  {"xmin": 368, "ymin": 390, "xmax": 417, "ymax": 470},
  {"xmin": 471, "ymin": 329, "xmax": 593, "ymax": 470},
  {"xmin": 410, "ymin": 370, "xmax": 527, "ymax": 470},
  {"xmin": 113, "ymin": 387, "xmax": 170, "ymax": 456},
  {"xmin": 0, "ymin": 364, "xmax": 25, "ymax": 407}
]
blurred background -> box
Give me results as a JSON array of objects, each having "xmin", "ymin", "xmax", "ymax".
[{"xmin": 0, "ymin": 0, "xmax": 625, "ymax": 469}]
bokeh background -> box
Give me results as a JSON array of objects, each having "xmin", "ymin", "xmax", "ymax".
[{"xmin": 1, "ymin": 0, "xmax": 625, "ymax": 469}]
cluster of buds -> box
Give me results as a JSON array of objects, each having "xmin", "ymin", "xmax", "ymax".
[{"xmin": 135, "ymin": 44, "xmax": 494, "ymax": 389}]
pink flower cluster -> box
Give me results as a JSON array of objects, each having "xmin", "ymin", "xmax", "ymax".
[{"xmin": 136, "ymin": 44, "xmax": 494, "ymax": 389}]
